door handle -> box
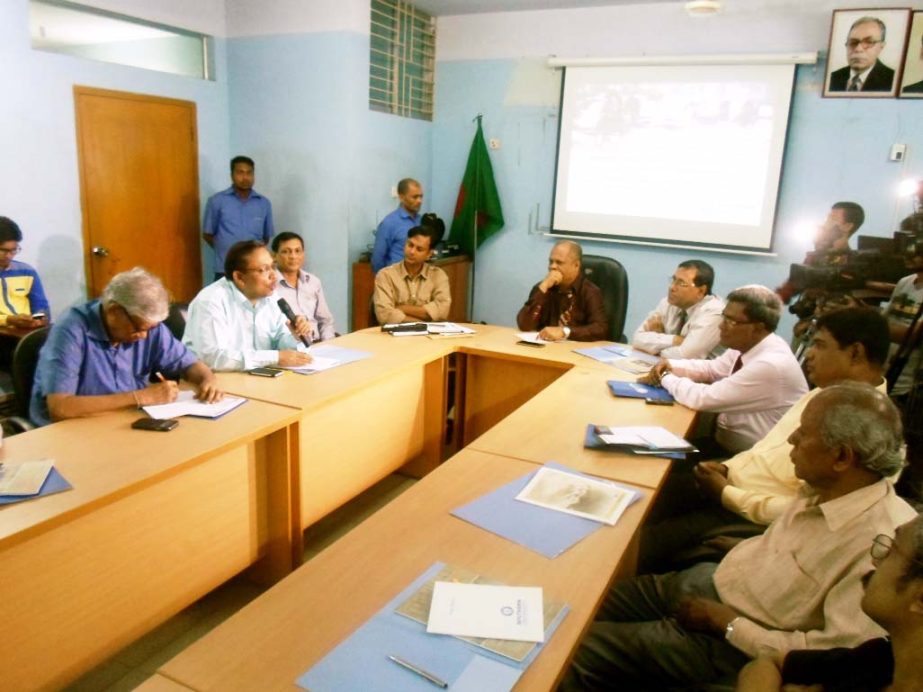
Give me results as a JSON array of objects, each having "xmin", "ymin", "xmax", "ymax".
[{"xmin": 92, "ymin": 246, "xmax": 110, "ymax": 257}]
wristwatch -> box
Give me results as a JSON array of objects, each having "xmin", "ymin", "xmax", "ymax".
[
  {"xmin": 563, "ymin": 326, "xmax": 572, "ymax": 340},
  {"xmin": 725, "ymin": 616, "xmax": 741, "ymax": 640}
]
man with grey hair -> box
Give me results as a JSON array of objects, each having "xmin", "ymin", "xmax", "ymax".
[
  {"xmin": 561, "ymin": 383, "xmax": 916, "ymax": 690},
  {"xmin": 829, "ymin": 16, "xmax": 895, "ymax": 93},
  {"xmin": 30, "ymin": 267, "xmax": 222, "ymax": 426},
  {"xmin": 516, "ymin": 240, "xmax": 608, "ymax": 341},
  {"xmin": 641, "ymin": 284, "xmax": 807, "ymax": 453}
]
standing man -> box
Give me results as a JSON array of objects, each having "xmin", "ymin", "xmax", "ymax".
[
  {"xmin": 272, "ymin": 232, "xmax": 336, "ymax": 342},
  {"xmin": 372, "ymin": 178, "xmax": 423, "ymax": 273},
  {"xmin": 30, "ymin": 268, "xmax": 221, "ymax": 427},
  {"xmin": 632, "ymin": 259, "xmax": 724, "ymax": 359},
  {"xmin": 183, "ymin": 241, "xmax": 312, "ymax": 371},
  {"xmin": 884, "ymin": 245, "xmax": 923, "ymax": 407},
  {"xmin": 642, "ymin": 285, "xmax": 807, "ymax": 454},
  {"xmin": 373, "ymin": 224, "xmax": 450, "ymax": 325},
  {"xmin": 0, "ymin": 216, "xmax": 49, "ymax": 329},
  {"xmin": 829, "ymin": 16, "xmax": 895, "ymax": 92},
  {"xmin": 516, "ymin": 240, "xmax": 608, "ymax": 342},
  {"xmin": 203, "ymin": 156, "xmax": 274, "ymax": 280}
]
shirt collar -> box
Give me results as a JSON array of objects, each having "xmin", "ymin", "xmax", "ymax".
[
  {"xmin": 814, "ymin": 479, "xmax": 892, "ymax": 532},
  {"xmin": 275, "ymin": 268, "xmax": 307, "ymax": 288},
  {"xmin": 398, "ymin": 205, "xmax": 420, "ymax": 222},
  {"xmin": 401, "ymin": 261, "xmax": 431, "ymax": 280},
  {"xmin": 82, "ymin": 300, "xmax": 112, "ymax": 344},
  {"xmin": 687, "ymin": 294, "xmax": 717, "ymax": 315},
  {"xmin": 222, "ymin": 186, "xmax": 264, "ymax": 200}
]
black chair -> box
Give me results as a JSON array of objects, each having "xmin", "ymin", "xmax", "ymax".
[
  {"xmin": 582, "ymin": 254, "xmax": 629, "ymax": 342},
  {"xmin": 164, "ymin": 302, "xmax": 189, "ymax": 340},
  {"xmin": 1, "ymin": 326, "xmax": 51, "ymax": 434}
]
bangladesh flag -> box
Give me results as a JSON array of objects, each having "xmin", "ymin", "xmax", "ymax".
[{"xmin": 448, "ymin": 119, "xmax": 504, "ymax": 257}]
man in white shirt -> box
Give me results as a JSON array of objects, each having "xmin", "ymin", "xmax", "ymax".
[
  {"xmin": 640, "ymin": 307, "xmax": 893, "ymax": 573},
  {"xmin": 642, "ymin": 284, "xmax": 808, "ymax": 454},
  {"xmin": 560, "ymin": 384, "xmax": 916, "ymax": 691},
  {"xmin": 632, "ymin": 259, "xmax": 724, "ymax": 359},
  {"xmin": 272, "ymin": 232, "xmax": 336, "ymax": 342},
  {"xmin": 183, "ymin": 240, "xmax": 313, "ymax": 371}
]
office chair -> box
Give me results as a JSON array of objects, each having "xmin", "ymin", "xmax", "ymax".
[
  {"xmin": 1, "ymin": 326, "xmax": 51, "ymax": 434},
  {"xmin": 581, "ymin": 254, "xmax": 629, "ymax": 342},
  {"xmin": 164, "ymin": 302, "xmax": 189, "ymax": 341}
]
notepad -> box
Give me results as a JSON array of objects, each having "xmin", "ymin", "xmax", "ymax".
[{"xmin": 141, "ymin": 391, "xmax": 246, "ymax": 419}]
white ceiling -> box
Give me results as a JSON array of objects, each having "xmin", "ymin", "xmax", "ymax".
[{"xmin": 413, "ymin": 0, "xmax": 675, "ymax": 17}]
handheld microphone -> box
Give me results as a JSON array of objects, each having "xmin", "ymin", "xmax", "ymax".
[{"xmin": 277, "ymin": 297, "xmax": 312, "ymax": 348}]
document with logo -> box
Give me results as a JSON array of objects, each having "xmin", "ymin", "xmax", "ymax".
[{"xmin": 427, "ymin": 582, "xmax": 545, "ymax": 643}]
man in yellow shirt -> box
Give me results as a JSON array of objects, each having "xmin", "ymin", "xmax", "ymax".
[{"xmin": 0, "ymin": 216, "xmax": 49, "ymax": 329}]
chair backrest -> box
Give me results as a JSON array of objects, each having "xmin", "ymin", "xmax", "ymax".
[
  {"xmin": 11, "ymin": 326, "xmax": 50, "ymax": 419},
  {"xmin": 581, "ymin": 254, "xmax": 629, "ymax": 342},
  {"xmin": 164, "ymin": 302, "xmax": 189, "ymax": 341}
]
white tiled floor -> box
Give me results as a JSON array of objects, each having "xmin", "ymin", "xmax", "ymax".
[{"xmin": 64, "ymin": 473, "xmax": 417, "ymax": 692}]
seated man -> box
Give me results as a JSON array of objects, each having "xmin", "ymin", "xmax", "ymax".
[
  {"xmin": 373, "ymin": 224, "xmax": 450, "ymax": 325},
  {"xmin": 30, "ymin": 268, "xmax": 221, "ymax": 427},
  {"xmin": 516, "ymin": 240, "xmax": 608, "ymax": 342},
  {"xmin": 0, "ymin": 216, "xmax": 49, "ymax": 329},
  {"xmin": 631, "ymin": 259, "xmax": 724, "ymax": 359},
  {"xmin": 641, "ymin": 285, "xmax": 807, "ymax": 454},
  {"xmin": 272, "ymin": 232, "xmax": 336, "ymax": 341},
  {"xmin": 560, "ymin": 384, "xmax": 917, "ymax": 690},
  {"xmin": 640, "ymin": 307, "xmax": 892, "ymax": 573},
  {"xmin": 737, "ymin": 515, "xmax": 923, "ymax": 691},
  {"xmin": 183, "ymin": 240, "xmax": 313, "ymax": 371}
]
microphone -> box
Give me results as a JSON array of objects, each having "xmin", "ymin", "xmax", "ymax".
[{"xmin": 277, "ymin": 298, "xmax": 312, "ymax": 348}]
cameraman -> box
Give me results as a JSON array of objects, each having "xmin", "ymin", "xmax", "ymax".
[{"xmin": 884, "ymin": 246, "xmax": 923, "ymax": 404}]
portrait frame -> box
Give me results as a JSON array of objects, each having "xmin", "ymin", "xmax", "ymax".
[
  {"xmin": 823, "ymin": 8, "xmax": 911, "ymax": 98},
  {"xmin": 898, "ymin": 11, "xmax": 923, "ymax": 97},
  {"xmin": 515, "ymin": 467, "xmax": 634, "ymax": 525}
]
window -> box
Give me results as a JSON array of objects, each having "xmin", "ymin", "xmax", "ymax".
[
  {"xmin": 30, "ymin": 0, "xmax": 214, "ymax": 81},
  {"xmin": 370, "ymin": 0, "xmax": 435, "ymax": 121}
]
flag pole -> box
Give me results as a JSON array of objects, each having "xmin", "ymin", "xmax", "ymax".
[{"xmin": 471, "ymin": 114, "xmax": 482, "ymax": 323}]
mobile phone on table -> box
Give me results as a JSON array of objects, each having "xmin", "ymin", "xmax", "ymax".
[
  {"xmin": 248, "ymin": 367, "xmax": 284, "ymax": 377},
  {"xmin": 516, "ymin": 340, "xmax": 546, "ymax": 348},
  {"xmin": 645, "ymin": 397, "xmax": 674, "ymax": 406},
  {"xmin": 131, "ymin": 417, "xmax": 179, "ymax": 432}
]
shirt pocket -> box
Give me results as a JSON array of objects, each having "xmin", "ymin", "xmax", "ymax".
[{"xmin": 747, "ymin": 550, "xmax": 820, "ymax": 630}]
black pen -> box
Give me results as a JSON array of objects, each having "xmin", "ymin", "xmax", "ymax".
[{"xmin": 387, "ymin": 654, "xmax": 449, "ymax": 688}]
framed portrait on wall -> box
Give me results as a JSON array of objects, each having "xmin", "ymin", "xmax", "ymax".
[
  {"xmin": 899, "ymin": 11, "xmax": 923, "ymax": 97},
  {"xmin": 823, "ymin": 8, "xmax": 911, "ymax": 98}
]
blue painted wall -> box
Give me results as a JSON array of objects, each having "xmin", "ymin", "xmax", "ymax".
[{"xmin": 431, "ymin": 57, "xmax": 923, "ymax": 336}]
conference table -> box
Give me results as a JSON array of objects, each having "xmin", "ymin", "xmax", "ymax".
[{"xmin": 0, "ymin": 324, "xmax": 694, "ymax": 690}]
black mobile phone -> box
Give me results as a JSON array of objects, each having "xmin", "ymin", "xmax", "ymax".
[
  {"xmin": 645, "ymin": 398, "xmax": 674, "ymax": 406},
  {"xmin": 248, "ymin": 367, "xmax": 284, "ymax": 377},
  {"xmin": 132, "ymin": 417, "xmax": 179, "ymax": 432},
  {"xmin": 516, "ymin": 340, "xmax": 546, "ymax": 348}
]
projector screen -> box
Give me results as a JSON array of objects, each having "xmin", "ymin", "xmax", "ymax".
[{"xmin": 551, "ymin": 62, "xmax": 797, "ymax": 253}]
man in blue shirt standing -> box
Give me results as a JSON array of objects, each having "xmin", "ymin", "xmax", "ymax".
[
  {"xmin": 203, "ymin": 156, "xmax": 274, "ymax": 280},
  {"xmin": 371, "ymin": 178, "xmax": 423, "ymax": 273}
]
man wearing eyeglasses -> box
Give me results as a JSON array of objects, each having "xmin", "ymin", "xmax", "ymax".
[
  {"xmin": 184, "ymin": 241, "xmax": 313, "ymax": 371},
  {"xmin": 829, "ymin": 16, "xmax": 895, "ymax": 93},
  {"xmin": 0, "ymin": 216, "xmax": 49, "ymax": 330},
  {"xmin": 738, "ymin": 515, "xmax": 923, "ymax": 690},
  {"xmin": 640, "ymin": 284, "xmax": 807, "ymax": 454},
  {"xmin": 561, "ymin": 384, "xmax": 916, "ymax": 691},
  {"xmin": 631, "ymin": 260, "xmax": 724, "ymax": 359},
  {"xmin": 30, "ymin": 268, "xmax": 222, "ymax": 427}
]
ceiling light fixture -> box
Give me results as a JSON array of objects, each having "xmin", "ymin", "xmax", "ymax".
[{"xmin": 685, "ymin": 0, "xmax": 722, "ymax": 17}]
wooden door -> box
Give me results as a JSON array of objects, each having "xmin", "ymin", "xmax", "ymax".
[{"xmin": 74, "ymin": 86, "xmax": 202, "ymax": 301}]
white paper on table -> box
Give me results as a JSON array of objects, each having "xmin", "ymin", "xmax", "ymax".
[
  {"xmin": 428, "ymin": 322, "xmax": 475, "ymax": 334},
  {"xmin": 599, "ymin": 426, "xmax": 691, "ymax": 450},
  {"xmin": 283, "ymin": 355, "xmax": 340, "ymax": 372},
  {"xmin": 515, "ymin": 332, "xmax": 552, "ymax": 344},
  {"xmin": 0, "ymin": 459, "xmax": 54, "ymax": 496},
  {"xmin": 141, "ymin": 390, "xmax": 246, "ymax": 419},
  {"xmin": 426, "ymin": 582, "xmax": 545, "ymax": 643},
  {"xmin": 515, "ymin": 466, "xmax": 635, "ymax": 526}
]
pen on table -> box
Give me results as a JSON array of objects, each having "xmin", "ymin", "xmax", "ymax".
[{"xmin": 387, "ymin": 654, "xmax": 449, "ymax": 688}]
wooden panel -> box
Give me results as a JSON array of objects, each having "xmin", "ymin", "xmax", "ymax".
[
  {"xmin": 133, "ymin": 674, "xmax": 196, "ymax": 691},
  {"xmin": 157, "ymin": 451, "xmax": 655, "ymax": 692},
  {"xmin": 298, "ymin": 366, "xmax": 426, "ymax": 528},
  {"xmin": 1, "ymin": 447, "xmax": 261, "ymax": 691},
  {"xmin": 462, "ymin": 353, "xmax": 566, "ymax": 444}
]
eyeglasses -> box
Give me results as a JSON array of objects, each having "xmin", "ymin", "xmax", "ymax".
[
  {"xmin": 118, "ymin": 305, "xmax": 151, "ymax": 335},
  {"xmin": 668, "ymin": 276, "xmax": 696, "ymax": 289},
  {"xmin": 845, "ymin": 38, "xmax": 883, "ymax": 50},
  {"xmin": 244, "ymin": 266, "xmax": 275, "ymax": 277},
  {"xmin": 870, "ymin": 534, "xmax": 923, "ymax": 567},
  {"xmin": 0, "ymin": 245, "xmax": 22, "ymax": 256},
  {"xmin": 721, "ymin": 312, "xmax": 752, "ymax": 326}
]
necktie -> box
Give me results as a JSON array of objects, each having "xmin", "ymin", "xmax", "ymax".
[
  {"xmin": 731, "ymin": 355, "xmax": 744, "ymax": 374},
  {"xmin": 675, "ymin": 310, "xmax": 688, "ymax": 335},
  {"xmin": 848, "ymin": 74, "xmax": 861, "ymax": 92}
]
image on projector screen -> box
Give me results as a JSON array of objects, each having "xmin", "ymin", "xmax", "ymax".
[{"xmin": 564, "ymin": 81, "xmax": 773, "ymax": 226}]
